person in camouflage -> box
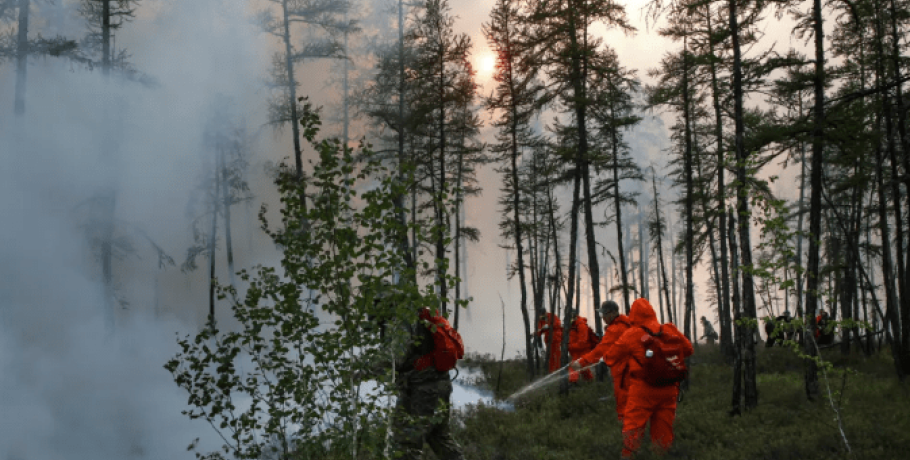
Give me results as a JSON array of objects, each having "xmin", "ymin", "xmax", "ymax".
[{"xmin": 363, "ymin": 304, "xmax": 465, "ymax": 460}]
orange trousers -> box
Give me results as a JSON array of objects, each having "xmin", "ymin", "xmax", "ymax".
[
  {"xmin": 621, "ymin": 381, "xmax": 678, "ymax": 457},
  {"xmin": 612, "ymin": 375, "xmax": 628, "ymax": 422}
]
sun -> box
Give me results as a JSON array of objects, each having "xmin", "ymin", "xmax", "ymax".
[{"xmin": 478, "ymin": 52, "xmax": 496, "ymax": 77}]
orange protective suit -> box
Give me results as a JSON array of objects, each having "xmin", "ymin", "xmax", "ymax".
[
  {"xmin": 568, "ymin": 316, "xmax": 596, "ymax": 382},
  {"xmin": 536, "ymin": 313, "xmax": 563, "ymax": 373},
  {"xmin": 576, "ymin": 314, "xmax": 632, "ymax": 420},
  {"xmin": 605, "ymin": 298, "xmax": 693, "ymax": 458}
]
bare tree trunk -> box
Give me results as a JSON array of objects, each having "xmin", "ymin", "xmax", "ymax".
[
  {"xmin": 209, "ymin": 157, "xmax": 220, "ymax": 327},
  {"xmin": 639, "ymin": 205, "xmax": 647, "ymax": 300},
  {"xmin": 729, "ymin": 209, "xmax": 743, "ymax": 415},
  {"xmin": 14, "ymin": 0, "xmax": 30, "ymax": 115},
  {"xmin": 613, "ymin": 130, "xmax": 630, "ymax": 313},
  {"xmin": 100, "ymin": 0, "xmax": 115, "ymax": 329},
  {"xmin": 509, "ymin": 86, "xmax": 533, "ymax": 379},
  {"xmin": 546, "ymin": 183, "xmax": 563, "ymax": 372},
  {"xmin": 281, "ymin": 0, "xmax": 303, "ymax": 179},
  {"xmin": 583, "ymin": 159, "xmax": 602, "ymax": 331},
  {"xmin": 705, "ymin": 6, "xmax": 732, "ymax": 360},
  {"xmin": 561, "ymin": 169, "xmax": 582, "ymax": 389},
  {"xmin": 102, "ymin": 0, "xmax": 111, "ymax": 75},
  {"xmin": 682, "ymin": 35, "xmax": 695, "ymax": 341},
  {"xmin": 671, "ymin": 213, "xmax": 678, "ymax": 323},
  {"xmin": 219, "ymin": 145, "xmax": 236, "ymax": 288},
  {"xmin": 652, "ymin": 172, "xmax": 673, "ymax": 324}
]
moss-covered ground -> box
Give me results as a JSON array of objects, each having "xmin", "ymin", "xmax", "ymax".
[{"xmin": 449, "ymin": 345, "xmax": 910, "ymax": 460}]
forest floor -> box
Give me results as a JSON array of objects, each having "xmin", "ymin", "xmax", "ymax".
[{"xmin": 450, "ymin": 343, "xmax": 910, "ymax": 460}]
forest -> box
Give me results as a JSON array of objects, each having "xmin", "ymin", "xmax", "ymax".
[{"xmin": 1, "ymin": 0, "xmax": 909, "ymax": 459}]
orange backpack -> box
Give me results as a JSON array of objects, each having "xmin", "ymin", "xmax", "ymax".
[
  {"xmin": 414, "ymin": 309, "xmax": 465, "ymax": 372},
  {"xmin": 635, "ymin": 326, "xmax": 688, "ymax": 386}
]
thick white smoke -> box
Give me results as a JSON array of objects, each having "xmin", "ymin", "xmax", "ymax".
[{"xmin": 0, "ymin": 1, "xmax": 274, "ymax": 458}]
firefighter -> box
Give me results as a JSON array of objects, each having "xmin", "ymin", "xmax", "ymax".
[
  {"xmin": 569, "ymin": 300, "xmax": 632, "ymax": 421},
  {"xmin": 536, "ymin": 312, "xmax": 563, "ymax": 373},
  {"xmin": 605, "ymin": 298, "xmax": 693, "ymax": 457}
]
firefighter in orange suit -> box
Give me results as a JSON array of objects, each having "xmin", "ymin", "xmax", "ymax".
[
  {"xmin": 605, "ymin": 298, "xmax": 693, "ymax": 457},
  {"xmin": 568, "ymin": 315, "xmax": 597, "ymax": 382},
  {"xmin": 570, "ymin": 300, "xmax": 631, "ymax": 419},
  {"xmin": 536, "ymin": 312, "xmax": 562, "ymax": 373}
]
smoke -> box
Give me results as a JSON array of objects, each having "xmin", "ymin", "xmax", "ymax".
[{"xmin": 0, "ymin": 1, "xmax": 275, "ymax": 458}]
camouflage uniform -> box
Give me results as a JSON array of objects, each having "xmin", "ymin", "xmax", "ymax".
[{"xmin": 385, "ymin": 315, "xmax": 465, "ymax": 460}]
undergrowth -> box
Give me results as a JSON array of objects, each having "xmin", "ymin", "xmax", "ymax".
[{"xmin": 448, "ymin": 344, "xmax": 910, "ymax": 460}]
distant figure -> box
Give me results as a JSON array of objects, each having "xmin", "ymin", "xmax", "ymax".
[
  {"xmin": 764, "ymin": 310, "xmax": 793, "ymax": 348},
  {"xmin": 568, "ymin": 315, "xmax": 597, "ymax": 382},
  {"xmin": 536, "ymin": 312, "xmax": 563, "ymax": 373},
  {"xmin": 816, "ymin": 310, "xmax": 835, "ymax": 345},
  {"xmin": 570, "ymin": 300, "xmax": 632, "ymax": 422},
  {"xmin": 700, "ymin": 316, "xmax": 718, "ymax": 345},
  {"xmin": 606, "ymin": 298, "xmax": 693, "ymax": 458}
]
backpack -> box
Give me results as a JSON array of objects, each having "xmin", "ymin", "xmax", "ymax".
[
  {"xmin": 635, "ymin": 326, "xmax": 688, "ymax": 386},
  {"xmin": 414, "ymin": 310, "xmax": 465, "ymax": 372}
]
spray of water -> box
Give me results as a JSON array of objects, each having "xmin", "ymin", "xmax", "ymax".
[{"xmin": 505, "ymin": 362, "xmax": 600, "ymax": 403}]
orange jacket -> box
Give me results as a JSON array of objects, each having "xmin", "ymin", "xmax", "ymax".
[
  {"xmin": 605, "ymin": 298, "xmax": 693, "ymax": 385},
  {"xmin": 536, "ymin": 312, "xmax": 563, "ymax": 347},
  {"xmin": 576, "ymin": 314, "xmax": 631, "ymax": 367},
  {"xmin": 568, "ymin": 316, "xmax": 596, "ymax": 356}
]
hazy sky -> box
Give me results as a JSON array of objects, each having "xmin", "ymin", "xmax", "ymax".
[{"xmin": 0, "ymin": 1, "xmax": 810, "ymax": 457}]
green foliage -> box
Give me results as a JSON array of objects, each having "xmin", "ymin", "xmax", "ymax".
[{"xmin": 165, "ymin": 106, "xmax": 446, "ymax": 460}]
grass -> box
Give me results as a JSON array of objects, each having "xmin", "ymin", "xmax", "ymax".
[{"xmin": 447, "ymin": 345, "xmax": 910, "ymax": 460}]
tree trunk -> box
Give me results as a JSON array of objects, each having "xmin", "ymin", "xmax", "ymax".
[
  {"xmin": 281, "ymin": 0, "xmax": 303, "ymax": 181},
  {"xmin": 613, "ymin": 122, "xmax": 630, "ymax": 313},
  {"xmin": 435, "ymin": 45, "xmax": 449, "ymax": 315},
  {"xmin": 583, "ymin": 158, "xmax": 602, "ymax": 332},
  {"xmin": 639, "ymin": 205, "xmax": 647, "ymax": 300},
  {"xmin": 729, "ymin": 0, "xmax": 758, "ymax": 409},
  {"xmin": 100, "ymin": 0, "xmax": 115, "ymax": 329},
  {"xmin": 682, "ymin": 35, "xmax": 695, "ymax": 341},
  {"xmin": 394, "ymin": 0, "xmax": 414, "ymax": 272},
  {"xmin": 102, "ymin": 0, "xmax": 111, "ymax": 75},
  {"xmin": 887, "ymin": 3, "xmax": 910, "ymax": 367},
  {"xmin": 706, "ymin": 6, "xmax": 733, "ymax": 360},
  {"xmin": 220, "ymin": 144, "xmax": 236, "ymax": 288},
  {"xmin": 729, "ymin": 208, "xmax": 743, "ymax": 415},
  {"xmin": 546, "ymin": 182, "xmax": 563, "ymax": 372},
  {"xmin": 671, "ymin": 212, "xmax": 678, "ymax": 323},
  {"xmin": 509, "ymin": 74, "xmax": 533, "ymax": 380},
  {"xmin": 561, "ymin": 168, "xmax": 582, "ymax": 387},
  {"xmin": 652, "ymin": 173, "xmax": 673, "ymax": 324},
  {"xmin": 803, "ymin": 0, "xmax": 826, "ymax": 401},
  {"xmin": 209, "ymin": 157, "xmax": 220, "ymax": 327},
  {"xmin": 14, "ymin": 0, "xmax": 30, "ymax": 115}
]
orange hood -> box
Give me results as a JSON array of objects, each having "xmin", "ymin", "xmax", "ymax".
[{"xmin": 629, "ymin": 298, "xmax": 661, "ymax": 333}]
